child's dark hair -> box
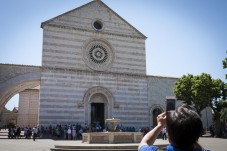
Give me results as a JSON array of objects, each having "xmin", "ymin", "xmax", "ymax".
[{"xmin": 166, "ymin": 104, "xmax": 203, "ymax": 150}]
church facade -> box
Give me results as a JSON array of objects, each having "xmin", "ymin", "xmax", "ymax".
[
  {"xmin": 1, "ymin": 0, "xmax": 212, "ymax": 130},
  {"xmin": 37, "ymin": 0, "xmax": 177, "ymax": 129}
]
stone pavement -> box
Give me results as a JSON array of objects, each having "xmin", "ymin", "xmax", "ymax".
[
  {"xmin": 0, "ymin": 137, "xmax": 226, "ymax": 151},
  {"xmin": 0, "ymin": 130, "xmax": 226, "ymax": 151}
]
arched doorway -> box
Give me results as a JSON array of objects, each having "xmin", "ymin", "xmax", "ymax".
[
  {"xmin": 150, "ymin": 104, "xmax": 164, "ymax": 127},
  {"xmin": 153, "ymin": 108, "xmax": 162, "ymax": 127},
  {"xmin": 83, "ymin": 86, "xmax": 114, "ymax": 129},
  {"xmin": 91, "ymin": 103, "xmax": 104, "ymax": 128},
  {"xmin": 90, "ymin": 93, "xmax": 106, "ymax": 129}
]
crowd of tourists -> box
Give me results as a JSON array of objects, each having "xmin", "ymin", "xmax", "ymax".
[{"xmin": 6, "ymin": 123, "xmax": 139, "ymax": 140}]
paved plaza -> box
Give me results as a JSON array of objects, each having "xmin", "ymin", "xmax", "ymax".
[{"xmin": 0, "ymin": 137, "xmax": 226, "ymax": 151}]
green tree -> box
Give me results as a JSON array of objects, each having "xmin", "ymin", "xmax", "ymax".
[
  {"xmin": 223, "ymin": 58, "xmax": 227, "ymax": 69},
  {"xmin": 174, "ymin": 73, "xmax": 226, "ymax": 137},
  {"xmin": 220, "ymin": 108, "xmax": 227, "ymax": 123},
  {"xmin": 174, "ymin": 73, "xmax": 224, "ymax": 114},
  {"xmin": 223, "ymin": 51, "xmax": 227, "ymax": 79}
]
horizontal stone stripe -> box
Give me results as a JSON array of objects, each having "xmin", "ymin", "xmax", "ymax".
[
  {"xmin": 113, "ymin": 111, "xmax": 148, "ymax": 116},
  {"xmin": 41, "ymin": 73, "xmax": 148, "ymax": 81},
  {"xmin": 43, "ymin": 60, "xmax": 146, "ymax": 73},
  {"xmin": 42, "ymin": 58, "xmax": 83, "ymax": 65},
  {"xmin": 116, "ymin": 99, "xmax": 148, "ymax": 103},
  {"xmin": 49, "ymin": 21, "xmax": 141, "ymax": 38},
  {"xmin": 42, "ymin": 80, "xmax": 147, "ymax": 89},
  {"xmin": 39, "ymin": 104, "xmax": 77, "ymax": 109},
  {"xmin": 111, "ymin": 41, "xmax": 145, "ymax": 50},
  {"xmin": 39, "ymin": 115, "xmax": 84, "ymax": 120},
  {"xmin": 57, "ymin": 15, "xmax": 91, "ymax": 25},
  {"xmin": 39, "ymin": 121, "xmax": 85, "ymax": 126},
  {"xmin": 115, "ymin": 50, "xmax": 145, "ymax": 57},
  {"xmin": 104, "ymin": 24, "xmax": 140, "ymax": 33},
  {"xmin": 42, "ymin": 54, "xmax": 79, "ymax": 61},
  {"xmin": 41, "ymin": 80, "xmax": 147, "ymax": 88},
  {"xmin": 40, "ymin": 88, "xmax": 148, "ymax": 97},
  {"xmin": 50, "ymin": 22, "xmax": 90, "ymax": 32},
  {"xmin": 39, "ymin": 87, "xmax": 147, "ymax": 96},
  {"xmin": 114, "ymin": 116, "xmax": 148, "ymax": 121},
  {"xmin": 119, "ymin": 120, "xmax": 147, "ymax": 124},
  {"xmin": 44, "ymin": 34, "xmax": 84, "ymax": 43},
  {"xmin": 41, "ymin": 71, "xmax": 148, "ymax": 81},
  {"xmin": 54, "ymin": 19, "xmax": 91, "ymax": 29},
  {"xmin": 117, "ymin": 101, "xmax": 148, "ymax": 106},
  {"xmin": 121, "ymin": 107, "xmax": 148, "ymax": 111},
  {"xmin": 115, "ymin": 56, "xmax": 145, "ymax": 64},
  {"xmin": 44, "ymin": 34, "xmax": 145, "ymax": 54},
  {"xmin": 43, "ymin": 110, "xmax": 84, "ymax": 114},
  {"xmin": 57, "ymin": 15, "xmax": 140, "ymax": 35},
  {"xmin": 43, "ymin": 51, "xmax": 145, "ymax": 67},
  {"xmin": 123, "ymin": 65, "xmax": 149, "ymax": 73},
  {"xmin": 44, "ymin": 27, "xmax": 86, "ymax": 37},
  {"xmin": 120, "ymin": 121, "xmax": 148, "ymax": 126},
  {"xmin": 42, "ymin": 60, "xmax": 85, "ymax": 68},
  {"xmin": 40, "ymin": 98, "xmax": 82, "ymax": 103},
  {"xmin": 39, "ymin": 118, "xmax": 85, "ymax": 123},
  {"xmin": 43, "ymin": 48, "xmax": 81, "ymax": 55},
  {"xmin": 43, "ymin": 49, "xmax": 145, "ymax": 64},
  {"xmin": 40, "ymin": 80, "xmax": 147, "ymax": 89},
  {"xmin": 40, "ymin": 92, "xmax": 146, "ymax": 100},
  {"xmin": 40, "ymin": 98, "xmax": 81, "ymax": 106},
  {"xmin": 111, "ymin": 67, "xmax": 146, "ymax": 74},
  {"xmin": 40, "ymin": 93, "xmax": 83, "ymax": 99},
  {"xmin": 44, "ymin": 27, "xmax": 91, "ymax": 39},
  {"xmin": 41, "ymin": 78, "xmax": 148, "ymax": 88},
  {"xmin": 104, "ymin": 28, "xmax": 140, "ymax": 37},
  {"xmin": 45, "ymin": 27, "xmax": 144, "ymax": 45},
  {"xmin": 39, "ymin": 115, "xmax": 76, "ymax": 119},
  {"xmin": 114, "ymin": 57, "xmax": 146, "ymax": 64},
  {"xmin": 39, "ymin": 90, "xmax": 147, "ymax": 100},
  {"xmin": 44, "ymin": 37, "xmax": 82, "ymax": 47},
  {"xmin": 39, "ymin": 96, "xmax": 147, "ymax": 103},
  {"xmin": 114, "ymin": 118, "xmax": 147, "ymax": 123},
  {"xmin": 40, "ymin": 106, "xmax": 84, "ymax": 111},
  {"xmin": 40, "ymin": 88, "xmax": 85, "ymax": 94},
  {"xmin": 43, "ymin": 41, "xmax": 81, "ymax": 49},
  {"xmin": 115, "ymin": 94, "xmax": 147, "ymax": 99},
  {"xmin": 107, "ymin": 36, "xmax": 145, "ymax": 45}
]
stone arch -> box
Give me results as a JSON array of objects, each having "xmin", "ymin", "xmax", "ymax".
[
  {"xmin": 83, "ymin": 86, "xmax": 114, "ymax": 127},
  {"xmin": 150, "ymin": 104, "xmax": 165, "ymax": 127},
  {"xmin": 0, "ymin": 72, "xmax": 40, "ymax": 112}
]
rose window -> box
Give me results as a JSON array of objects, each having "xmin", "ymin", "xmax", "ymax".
[{"xmin": 83, "ymin": 40, "xmax": 114, "ymax": 71}]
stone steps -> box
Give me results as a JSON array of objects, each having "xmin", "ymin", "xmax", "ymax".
[
  {"xmin": 50, "ymin": 145, "xmax": 138, "ymax": 151},
  {"xmin": 0, "ymin": 130, "xmax": 8, "ymax": 138},
  {"xmin": 50, "ymin": 144, "xmax": 167, "ymax": 151}
]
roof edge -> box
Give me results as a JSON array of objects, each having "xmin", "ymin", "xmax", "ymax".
[
  {"xmin": 41, "ymin": 1, "xmax": 95, "ymax": 28},
  {"xmin": 41, "ymin": 0, "xmax": 147, "ymax": 39}
]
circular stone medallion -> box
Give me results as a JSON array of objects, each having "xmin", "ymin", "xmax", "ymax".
[{"xmin": 83, "ymin": 40, "xmax": 114, "ymax": 71}]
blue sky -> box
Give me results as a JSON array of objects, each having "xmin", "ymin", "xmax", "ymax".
[{"xmin": 1, "ymin": 0, "xmax": 226, "ymax": 110}]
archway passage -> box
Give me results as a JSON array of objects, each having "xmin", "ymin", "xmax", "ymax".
[
  {"xmin": 83, "ymin": 86, "xmax": 114, "ymax": 128},
  {"xmin": 0, "ymin": 72, "xmax": 41, "ymax": 113},
  {"xmin": 152, "ymin": 108, "xmax": 162, "ymax": 127},
  {"xmin": 91, "ymin": 103, "xmax": 104, "ymax": 129}
]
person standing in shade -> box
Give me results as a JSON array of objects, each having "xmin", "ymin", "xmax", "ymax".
[
  {"xmin": 138, "ymin": 104, "xmax": 210, "ymax": 151},
  {"xmin": 67, "ymin": 127, "xmax": 72, "ymax": 140},
  {"xmin": 32, "ymin": 126, "xmax": 38, "ymax": 141},
  {"xmin": 162, "ymin": 126, "xmax": 167, "ymax": 140}
]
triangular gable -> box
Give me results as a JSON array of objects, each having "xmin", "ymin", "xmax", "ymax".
[{"xmin": 41, "ymin": 0, "xmax": 146, "ymax": 39}]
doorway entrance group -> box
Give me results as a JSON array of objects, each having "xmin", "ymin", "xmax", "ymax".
[{"xmin": 91, "ymin": 103, "xmax": 104, "ymax": 128}]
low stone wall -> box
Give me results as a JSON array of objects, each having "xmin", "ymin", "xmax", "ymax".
[{"xmin": 82, "ymin": 132, "xmax": 143, "ymax": 144}]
